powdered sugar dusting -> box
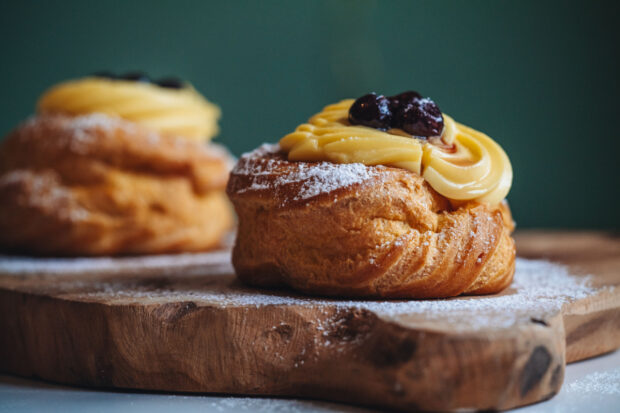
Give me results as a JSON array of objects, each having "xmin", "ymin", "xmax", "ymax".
[
  {"xmin": 0, "ymin": 250, "xmax": 232, "ymax": 276},
  {"xmin": 17, "ymin": 114, "xmax": 139, "ymax": 155},
  {"xmin": 232, "ymin": 144, "xmax": 378, "ymax": 203},
  {"xmin": 564, "ymin": 369, "xmax": 620, "ymax": 395},
  {"xmin": 290, "ymin": 162, "xmax": 375, "ymax": 200},
  {"xmin": 238, "ymin": 143, "xmax": 280, "ymax": 160},
  {"xmin": 66, "ymin": 114, "xmax": 137, "ymax": 153},
  {"xmin": 68, "ymin": 113, "xmax": 127, "ymax": 131},
  {"xmin": 0, "ymin": 170, "xmax": 89, "ymax": 222},
  {"xmin": 202, "ymin": 397, "xmax": 369, "ymax": 413},
  {"xmin": 0, "ymin": 254, "xmax": 600, "ymax": 331}
]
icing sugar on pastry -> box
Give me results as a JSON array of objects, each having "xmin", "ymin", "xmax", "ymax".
[
  {"xmin": 228, "ymin": 91, "xmax": 517, "ymax": 299},
  {"xmin": 231, "ymin": 144, "xmax": 379, "ymax": 204},
  {"xmin": 37, "ymin": 76, "xmax": 220, "ymax": 142},
  {"xmin": 279, "ymin": 97, "xmax": 512, "ymax": 204}
]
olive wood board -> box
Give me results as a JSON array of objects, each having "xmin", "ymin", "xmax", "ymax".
[{"xmin": 0, "ymin": 230, "xmax": 618, "ymax": 412}]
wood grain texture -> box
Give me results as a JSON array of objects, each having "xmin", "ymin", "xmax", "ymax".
[
  {"xmin": 0, "ymin": 231, "xmax": 618, "ymax": 412},
  {"xmin": 514, "ymin": 231, "xmax": 620, "ymax": 362}
]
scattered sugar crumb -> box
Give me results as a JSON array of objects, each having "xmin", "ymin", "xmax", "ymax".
[
  {"xmin": 203, "ymin": 396, "xmax": 364, "ymax": 412},
  {"xmin": 565, "ymin": 369, "xmax": 620, "ymax": 395}
]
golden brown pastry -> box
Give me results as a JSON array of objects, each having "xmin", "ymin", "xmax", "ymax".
[
  {"xmin": 0, "ymin": 74, "xmax": 233, "ymax": 256},
  {"xmin": 227, "ymin": 92, "xmax": 516, "ymax": 298}
]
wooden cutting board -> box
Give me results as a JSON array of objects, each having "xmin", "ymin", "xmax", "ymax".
[{"xmin": 0, "ymin": 231, "xmax": 618, "ymax": 412}]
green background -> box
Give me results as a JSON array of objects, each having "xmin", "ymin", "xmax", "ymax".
[{"xmin": 1, "ymin": 1, "xmax": 618, "ymax": 229}]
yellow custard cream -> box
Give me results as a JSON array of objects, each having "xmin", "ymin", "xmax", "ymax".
[
  {"xmin": 279, "ymin": 99, "xmax": 512, "ymax": 204},
  {"xmin": 37, "ymin": 77, "xmax": 220, "ymax": 141}
]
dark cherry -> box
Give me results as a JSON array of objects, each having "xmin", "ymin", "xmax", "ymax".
[
  {"xmin": 121, "ymin": 71, "xmax": 151, "ymax": 83},
  {"xmin": 92, "ymin": 71, "xmax": 118, "ymax": 80},
  {"xmin": 388, "ymin": 90, "xmax": 422, "ymax": 112},
  {"xmin": 156, "ymin": 77, "xmax": 184, "ymax": 89},
  {"xmin": 348, "ymin": 93, "xmax": 392, "ymax": 130},
  {"xmin": 394, "ymin": 97, "xmax": 444, "ymax": 137}
]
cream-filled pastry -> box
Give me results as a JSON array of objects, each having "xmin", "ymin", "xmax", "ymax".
[
  {"xmin": 0, "ymin": 73, "xmax": 233, "ymax": 256},
  {"xmin": 227, "ymin": 91, "xmax": 516, "ymax": 298}
]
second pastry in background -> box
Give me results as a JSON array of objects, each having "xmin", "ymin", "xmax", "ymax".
[{"xmin": 0, "ymin": 73, "xmax": 233, "ymax": 256}]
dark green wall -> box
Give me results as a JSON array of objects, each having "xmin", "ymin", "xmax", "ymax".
[{"xmin": 1, "ymin": 1, "xmax": 618, "ymax": 228}]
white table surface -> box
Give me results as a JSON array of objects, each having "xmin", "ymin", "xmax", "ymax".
[{"xmin": 1, "ymin": 350, "xmax": 618, "ymax": 413}]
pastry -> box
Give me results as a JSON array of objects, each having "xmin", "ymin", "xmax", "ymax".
[
  {"xmin": 227, "ymin": 91, "xmax": 515, "ymax": 298},
  {"xmin": 0, "ymin": 73, "xmax": 233, "ymax": 256}
]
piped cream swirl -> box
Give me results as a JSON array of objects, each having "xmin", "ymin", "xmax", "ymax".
[
  {"xmin": 37, "ymin": 77, "xmax": 220, "ymax": 141},
  {"xmin": 279, "ymin": 99, "xmax": 512, "ymax": 204}
]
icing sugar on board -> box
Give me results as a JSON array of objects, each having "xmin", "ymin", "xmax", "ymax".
[
  {"xmin": 0, "ymin": 256, "xmax": 595, "ymax": 331},
  {"xmin": 0, "ymin": 231, "xmax": 618, "ymax": 412}
]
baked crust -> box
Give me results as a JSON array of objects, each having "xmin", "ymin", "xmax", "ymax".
[
  {"xmin": 227, "ymin": 145, "xmax": 516, "ymax": 298},
  {"xmin": 0, "ymin": 114, "xmax": 234, "ymax": 256}
]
